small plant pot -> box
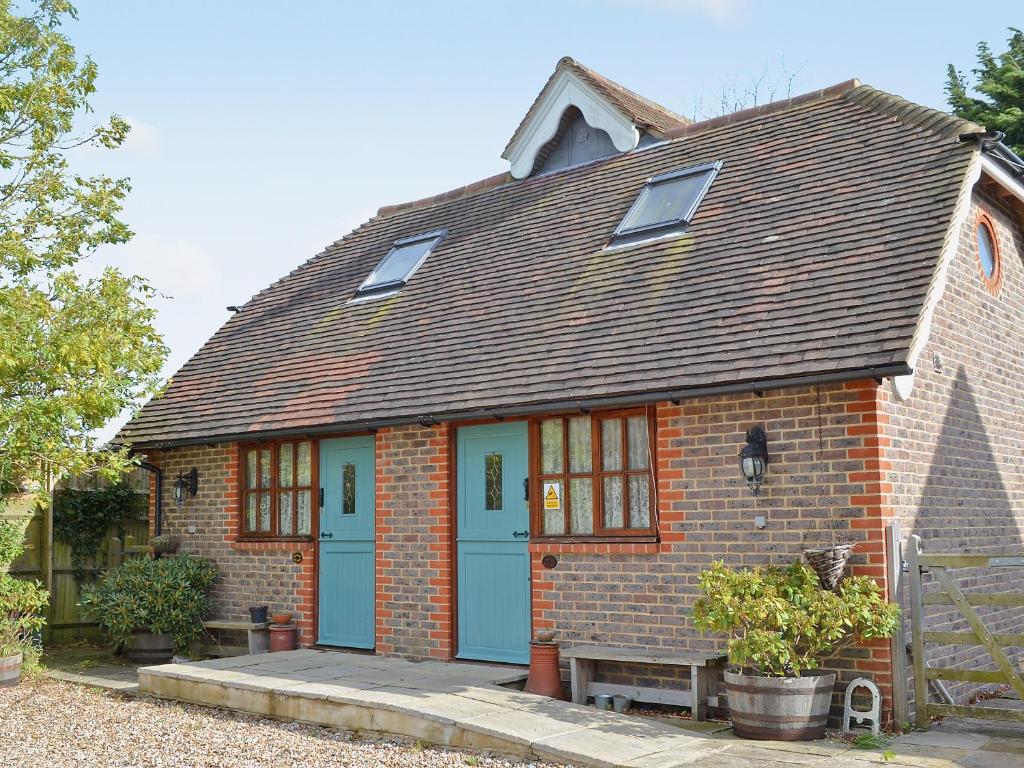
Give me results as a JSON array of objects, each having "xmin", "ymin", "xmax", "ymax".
[
  {"xmin": 0, "ymin": 653, "xmax": 23, "ymax": 688},
  {"xmin": 594, "ymin": 693, "xmax": 613, "ymax": 710},
  {"xmin": 124, "ymin": 630, "xmax": 173, "ymax": 664},
  {"xmin": 725, "ymin": 669, "xmax": 836, "ymax": 741},
  {"xmin": 612, "ymin": 694, "xmax": 632, "ymax": 713},
  {"xmin": 249, "ymin": 605, "xmax": 269, "ymax": 624},
  {"xmin": 271, "ymin": 611, "xmax": 293, "ymax": 626}
]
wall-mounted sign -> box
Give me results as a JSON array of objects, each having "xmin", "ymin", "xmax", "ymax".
[{"xmin": 543, "ymin": 482, "xmax": 561, "ymax": 510}]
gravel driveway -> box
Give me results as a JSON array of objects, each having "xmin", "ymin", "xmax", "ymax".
[{"xmin": 1, "ymin": 678, "xmax": 564, "ymax": 768}]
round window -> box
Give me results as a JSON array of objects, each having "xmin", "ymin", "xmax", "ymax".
[{"xmin": 975, "ymin": 213, "xmax": 1001, "ymax": 294}]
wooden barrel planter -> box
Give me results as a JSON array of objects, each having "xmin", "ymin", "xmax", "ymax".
[
  {"xmin": 0, "ymin": 653, "xmax": 23, "ymax": 688},
  {"xmin": 124, "ymin": 631, "xmax": 173, "ymax": 664},
  {"xmin": 724, "ymin": 669, "xmax": 835, "ymax": 740}
]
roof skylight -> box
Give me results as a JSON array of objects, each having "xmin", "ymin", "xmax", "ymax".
[
  {"xmin": 611, "ymin": 160, "xmax": 722, "ymax": 246},
  {"xmin": 353, "ymin": 229, "xmax": 446, "ymax": 300}
]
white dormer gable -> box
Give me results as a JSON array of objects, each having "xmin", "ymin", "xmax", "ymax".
[{"xmin": 502, "ymin": 63, "xmax": 641, "ymax": 179}]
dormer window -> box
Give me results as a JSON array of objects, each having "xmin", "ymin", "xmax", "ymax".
[
  {"xmin": 353, "ymin": 229, "xmax": 446, "ymax": 301},
  {"xmin": 610, "ymin": 160, "xmax": 722, "ymax": 247}
]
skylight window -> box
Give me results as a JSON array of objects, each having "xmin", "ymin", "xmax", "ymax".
[
  {"xmin": 353, "ymin": 229, "xmax": 446, "ymax": 300},
  {"xmin": 611, "ymin": 160, "xmax": 722, "ymax": 246}
]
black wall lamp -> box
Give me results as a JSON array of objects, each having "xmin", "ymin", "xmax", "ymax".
[
  {"xmin": 173, "ymin": 468, "xmax": 199, "ymax": 506},
  {"xmin": 739, "ymin": 426, "xmax": 769, "ymax": 495}
]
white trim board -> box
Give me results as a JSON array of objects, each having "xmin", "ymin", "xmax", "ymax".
[
  {"xmin": 903, "ymin": 150, "xmax": 982, "ymax": 378},
  {"xmin": 502, "ymin": 68, "xmax": 640, "ymax": 180}
]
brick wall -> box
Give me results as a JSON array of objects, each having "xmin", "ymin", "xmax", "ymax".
[
  {"xmin": 148, "ymin": 443, "xmax": 316, "ymax": 645},
  {"xmin": 531, "ymin": 385, "xmax": 896, "ymax": 722},
  {"xmin": 881, "ymin": 187, "xmax": 1024, "ymax": 707},
  {"xmin": 375, "ymin": 425, "xmax": 452, "ymax": 658}
]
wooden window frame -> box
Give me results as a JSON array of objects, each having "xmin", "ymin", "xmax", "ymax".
[
  {"xmin": 238, "ymin": 439, "xmax": 319, "ymax": 541},
  {"xmin": 975, "ymin": 210, "xmax": 1003, "ymax": 296},
  {"xmin": 530, "ymin": 408, "xmax": 657, "ymax": 542}
]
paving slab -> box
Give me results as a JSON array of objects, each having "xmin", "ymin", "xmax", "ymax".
[
  {"xmin": 459, "ymin": 708, "xmax": 591, "ymax": 747},
  {"xmin": 353, "ymin": 686, "xmax": 512, "ymax": 724},
  {"xmin": 533, "ymin": 727, "xmax": 710, "ymax": 768}
]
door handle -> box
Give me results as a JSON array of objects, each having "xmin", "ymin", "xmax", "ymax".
[
  {"xmin": 319, "ymin": 531, "xmax": 333, "ymax": 539},
  {"xmin": 523, "ymin": 478, "xmax": 529, "ymax": 501},
  {"xmin": 319, "ymin": 487, "xmax": 325, "ymax": 507},
  {"xmin": 512, "ymin": 530, "xmax": 529, "ymax": 538}
]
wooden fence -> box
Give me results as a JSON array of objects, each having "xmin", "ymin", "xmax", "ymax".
[
  {"xmin": 908, "ymin": 534, "xmax": 1024, "ymax": 726},
  {"xmin": 2, "ymin": 469, "xmax": 150, "ymax": 644}
]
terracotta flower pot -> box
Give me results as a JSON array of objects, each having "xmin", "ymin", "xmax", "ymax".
[
  {"xmin": 271, "ymin": 611, "xmax": 293, "ymax": 626},
  {"xmin": 524, "ymin": 641, "xmax": 566, "ymax": 700},
  {"xmin": 269, "ymin": 623, "xmax": 297, "ymax": 652}
]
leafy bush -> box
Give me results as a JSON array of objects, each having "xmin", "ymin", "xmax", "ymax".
[
  {"xmin": 0, "ymin": 520, "xmax": 49, "ymax": 661},
  {"xmin": 81, "ymin": 555, "xmax": 217, "ymax": 655},
  {"xmin": 693, "ymin": 560, "xmax": 900, "ymax": 677},
  {"xmin": 53, "ymin": 483, "xmax": 142, "ymax": 582}
]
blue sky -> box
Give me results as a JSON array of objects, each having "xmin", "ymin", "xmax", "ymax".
[{"xmin": 71, "ymin": 0, "xmax": 1018, "ymax": 438}]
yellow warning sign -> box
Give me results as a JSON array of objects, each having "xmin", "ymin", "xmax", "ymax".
[{"xmin": 543, "ymin": 482, "xmax": 561, "ymax": 510}]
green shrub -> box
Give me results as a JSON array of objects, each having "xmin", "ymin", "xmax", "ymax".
[
  {"xmin": 81, "ymin": 554, "xmax": 217, "ymax": 655},
  {"xmin": 0, "ymin": 520, "xmax": 49, "ymax": 661},
  {"xmin": 693, "ymin": 560, "xmax": 900, "ymax": 677}
]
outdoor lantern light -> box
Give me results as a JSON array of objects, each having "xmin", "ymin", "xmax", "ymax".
[
  {"xmin": 738, "ymin": 426, "xmax": 769, "ymax": 495},
  {"xmin": 173, "ymin": 468, "xmax": 199, "ymax": 506}
]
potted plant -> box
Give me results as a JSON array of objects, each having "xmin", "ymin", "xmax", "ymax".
[
  {"xmin": 149, "ymin": 534, "xmax": 180, "ymax": 556},
  {"xmin": 693, "ymin": 560, "xmax": 899, "ymax": 741},
  {"xmin": 81, "ymin": 554, "xmax": 217, "ymax": 663},
  {"xmin": 0, "ymin": 520, "xmax": 49, "ymax": 687}
]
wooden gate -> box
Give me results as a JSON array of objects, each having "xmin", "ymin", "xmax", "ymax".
[{"xmin": 908, "ymin": 534, "xmax": 1024, "ymax": 726}]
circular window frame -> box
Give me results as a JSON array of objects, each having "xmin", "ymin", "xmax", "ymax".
[{"xmin": 975, "ymin": 211, "xmax": 1002, "ymax": 296}]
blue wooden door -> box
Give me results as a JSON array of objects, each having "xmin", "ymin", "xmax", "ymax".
[
  {"xmin": 318, "ymin": 436, "xmax": 375, "ymax": 648},
  {"xmin": 457, "ymin": 422, "xmax": 530, "ymax": 664}
]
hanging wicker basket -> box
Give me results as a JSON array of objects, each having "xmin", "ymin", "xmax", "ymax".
[{"xmin": 803, "ymin": 543, "xmax": 854, "ymax": 591}]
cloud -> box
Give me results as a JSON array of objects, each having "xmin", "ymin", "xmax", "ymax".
[
  {"xmin": 83, "ymin": 234, "xmax": 220, "ymax": 303},
  {"xmin": 120, "ymin": 116, "xmax": 160, "ymax": 155},
  {"xmin": 600, "ymin": 0, "xmax": 745, "ymax": 21}
]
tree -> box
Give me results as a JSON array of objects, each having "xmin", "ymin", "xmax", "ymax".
[
  {"xmin": 0, "ymin": 1, "xmax": 166, "ymax": 501},
  {"xmin": 947, "ymin": 28, "xmax": 1024, "ymax": 156}
]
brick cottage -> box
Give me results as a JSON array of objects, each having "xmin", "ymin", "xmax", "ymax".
[{"xmin": 120, "ymin": 58, "xmax": 1024, "ymax": 725}]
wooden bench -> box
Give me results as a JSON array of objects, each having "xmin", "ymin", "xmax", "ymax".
[
  {"xmin": 562, "ymin": 646, "xmax": 727, "ymax": 721},
  {"xmin": 201, "ymin": 620, "xmax": 270, "ymax": 656}
]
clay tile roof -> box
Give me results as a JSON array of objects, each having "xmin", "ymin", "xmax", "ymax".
[
  {"xmin": 503, "ymin": 57, "xmax": 690, "ymax": 157},
  {"xmin": 121, "ymin": 80, "xmax": 978, "ymax": 447}
]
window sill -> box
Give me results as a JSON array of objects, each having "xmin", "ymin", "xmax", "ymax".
[
  {"xmin": 232, "ymin": 537, "xmax": 315, "ymax": 551},
  {"xmin": 529, "ymin": 538, "xmax": 661, "ymax": 555}
]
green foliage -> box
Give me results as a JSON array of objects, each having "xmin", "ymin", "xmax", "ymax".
[
  {"xmin": 0, "ymin": 0, "xmax": 167, "ymax": 502},
  {"xmin": 852, "ymin": 732, "xmax": 891, "ymax": 750},
  {"xmin": 692, "ymin": 560, "xmax": 900, "ymax": 677},
  {"xmin": 0, "ymin": 517, "xmax": 24, "ymax": 564},
  {"xmin": 0, "ymin": 520, "xmax": 49, "ymax": 658},
  {"xmin": 947, "ymin": 28, "xmax": 1024, "ymax": 156},
  {"xmin": 52, "ymin": 483, "xmax": 139, "ymax": 582},
  {"xmin": 80, "ymin": 555, "xmax": 217, "ymax": 655}
]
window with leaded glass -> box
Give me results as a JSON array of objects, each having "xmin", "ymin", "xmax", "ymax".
[
  {"xmin": 241, "ymin": 440, "xmax": 315, "ymax": 538},
  {"xmin": 533, "ymin": 411, "xmax": 654, "ymax": 538}
]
